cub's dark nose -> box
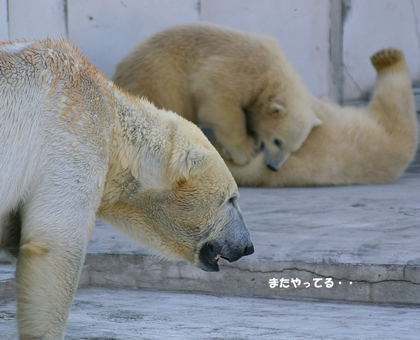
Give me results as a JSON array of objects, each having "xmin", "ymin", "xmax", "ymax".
[
  {"xmin": 244, "ymin": 244, "xmax": 254, "ymax": 256},
  {"xmin": 267, "ymin": 163, "xmax": 281, "ymax": 172}
]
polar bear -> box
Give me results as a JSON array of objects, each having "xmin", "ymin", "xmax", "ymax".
[
  {"xmin": 113, "ymin": 23, "xmax": 322, "ymax": 171},
  {"xmin": 0, "ymin": 38, "xmax": 254, "ymax": 339},
  {"xmin": 223, "ymin": 48, "xmax": 418, "ymax": 186}
]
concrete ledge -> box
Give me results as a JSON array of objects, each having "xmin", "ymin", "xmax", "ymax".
[
  {"xmin": 81, "ymin": 254, "xmax": 420, "ymax": 305},
  {"xmin": 2, "ymin": 254, "xmax": 420, "ymax": 305}
]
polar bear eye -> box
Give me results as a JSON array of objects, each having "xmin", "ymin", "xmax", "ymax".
[
  {"xmin": 274, "ymin": 138, "xmax": 283, "ymax": 148},
  {"xmin": 227, "ymin": 193, "xmax": 238, "ymax": 207}
]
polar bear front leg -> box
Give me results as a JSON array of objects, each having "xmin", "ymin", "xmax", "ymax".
[
  {"xmin": 15, "ymin": 199, "xmax": 93, "ymax": 340},
  {"xmin": 197, "ymin": 100, "xmax": 258, "ymax": 165}
]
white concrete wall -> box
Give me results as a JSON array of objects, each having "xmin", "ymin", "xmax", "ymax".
[
  {"xmin": 67, "ymin": 0, "xmax": 200, "ymax": 83},
  {"xmin": 2, "ymin": 0, "xmax": 420, "ymax": 102},
  {"xmin": 342, "ymin": 0, "xmax": 420, "ymax": 101},
  {"xmin": 8, "ymin": 0, "xmax": 67, "ymax": 40},
  {"xmin": 200, "ymin": 0, "xmax": 331, "ymax": 99},
  {"xmin": 0, "ymin": 0, "xmax": 8, "ymax": 41}
]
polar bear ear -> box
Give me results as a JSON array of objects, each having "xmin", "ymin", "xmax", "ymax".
[
  {"xmin": 313, "ymin": 117, "xmax": 323, "ymax": 127},
  {"xmin": 170, "ymin": 145, "xmax": 215, "ymax": 182},
  {"xmin": 270, "ymin": 103, "xmax": 286, "ymax": 116}
]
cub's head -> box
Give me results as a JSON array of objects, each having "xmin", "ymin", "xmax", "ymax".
[
  {"xmin": 248, "ymin": 93, "xmax": 322, "ymax": 171},
  {"xmin": 100, "ymin": 108, "xmax": 253, "ymax": 272}
]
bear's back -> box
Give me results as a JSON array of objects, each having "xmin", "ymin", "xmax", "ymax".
[
  {"xmin": 112, "ymin": 24, "xmax": 285, "ymax": 118},
  {"xmin": 133, "ymin": 24, "xmax": 281, "ymax": 70}
]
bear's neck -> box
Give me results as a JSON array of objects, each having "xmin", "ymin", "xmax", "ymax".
[{"xmin": 101, "ymin": 86, "xmax": 176, "ymax": 205}]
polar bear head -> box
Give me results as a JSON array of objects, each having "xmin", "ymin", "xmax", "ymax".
[
  {"xmin": 100, "ymin": 106, "xmax": 253, "ymax": 272},
  {"xmin": 247, "ymin": 90, "xmax": 322, "ymax": 172}
]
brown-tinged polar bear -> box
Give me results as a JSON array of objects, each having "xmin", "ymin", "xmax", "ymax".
[
  {"xmin": 0, "ymin": 38, "xmax": 253, "ymax": 339},
  {"xmin": 225, "ymin": 48, "xmax": 418, "ymax": 186},
  {"xmin": 113, "ymin": 23, "xmax": 322, "ymax": 171}
]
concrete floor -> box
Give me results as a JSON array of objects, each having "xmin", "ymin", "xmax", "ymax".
[{"xmin": 2, "ymin": 287, "xmax": 420, "ymax": 340}]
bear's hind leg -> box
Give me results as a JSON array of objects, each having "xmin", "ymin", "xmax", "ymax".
[
  {"xmin": 368, "ymin": 47, "xmax": 416, "ymax": 135},
  {"xmin": 370, "ymin": 48, "xmax": 408, "ymax": 73}
]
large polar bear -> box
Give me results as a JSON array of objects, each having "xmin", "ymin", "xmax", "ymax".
[
  {"xmin": 225, "ymin": 48, "xmax": 418, "ymax": 186},
  {"xmin": 0, "ymin": 39, "xmax": 253, "ymax": 339},
  {"xmin": 113, "ymin": 23, "xmax": 322, "ymax": 171}
]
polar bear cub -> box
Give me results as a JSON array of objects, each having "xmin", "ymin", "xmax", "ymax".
[
  {"xmin": 113, "ymin": 23, "xmax": 322, "ymax": 171},
  {"xmin": 0, "ymin": 38, "xmax": 253, "ymax": 339},
  {"xmin": 225, "ymin": 48, "xmax": 418, "ymax": 186}
]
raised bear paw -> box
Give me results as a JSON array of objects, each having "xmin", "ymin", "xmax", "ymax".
[{"xmin": 370, "ymin": 48, "xmax": 404, "ymax": 71}]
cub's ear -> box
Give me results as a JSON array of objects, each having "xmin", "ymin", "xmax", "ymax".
[
  {"xmin": 270, "ymin": 103, "xmax": 286, "ymax": 116},
  {"xmin": 170, "ymin": 144, "xmax": 216, "ymax": 182},
  {"xmin": 313, "ymin": 117, "xmax": 323, "ymax": 127}
]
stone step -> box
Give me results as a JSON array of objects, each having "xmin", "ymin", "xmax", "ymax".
[
  {"xmin": 2, "ymin": 255, "xmax": 420, "ymax": 305},
  {"xmin": 81, "ymin": 253, "xmax": 420, "ymax": 305}
]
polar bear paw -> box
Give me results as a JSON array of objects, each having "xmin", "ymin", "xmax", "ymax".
[
  {"xmin": 370, "ymin": 48, "xmax": 404, "ymax": 71},
  {"xmin": 222, "ymin": 136, "xmax": 258, "ymax": 165}
]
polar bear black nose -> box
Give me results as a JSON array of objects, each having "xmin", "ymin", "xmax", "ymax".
[
  {"xmin": 244, "ymin": 244, "xmax": 254, "ymax": 256},
  {"xmin": 267, "ymin": 163, "xmax": 279, "ymax": 172}
]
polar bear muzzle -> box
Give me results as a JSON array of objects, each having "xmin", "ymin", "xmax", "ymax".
[
  {"xmin": 198, "ymin": 203, "xmax": 254, "ymax": 272},
  {"xmin": 264, "ymin": 147, "xmax": 291, "ymax": 172},
  {"xmin": 199, "ymin": 241, "xmax": 254, "ymax": 272}
]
